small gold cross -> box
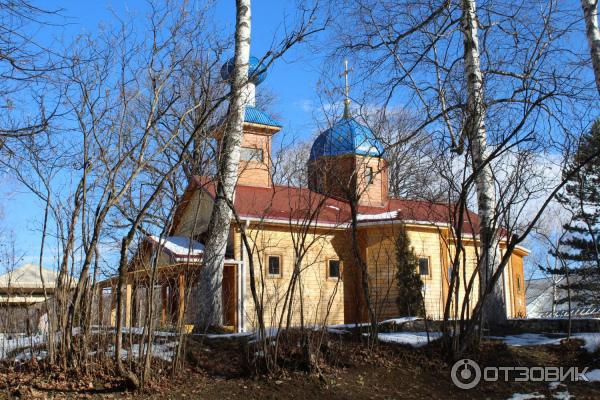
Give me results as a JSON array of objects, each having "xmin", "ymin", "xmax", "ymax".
[{"xmin": 339, "ymin": 59, "xmax": 353, "ymax": 118}]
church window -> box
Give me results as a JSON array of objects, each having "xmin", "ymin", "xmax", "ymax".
[
  {"xmin": 516, "ymin": 274, "xmax": 521, "ymax": 292},
  {"xmin": 268, "ymin": 255, "xmax": 281, "ymax": 277},
  {"xmin": 365, "ymin": 166, "xmax": 373, "ymax": 185},
  {"xmin": 328, "ymin": 259, "xmax": 341, "ymax": 279},
  {"xmin": 418, "ymin": 257, "xmax": 430, "ymax": 276},
  {"xmin": 241, "ymin": 146, "xmax": 264, "ymax": 162}
]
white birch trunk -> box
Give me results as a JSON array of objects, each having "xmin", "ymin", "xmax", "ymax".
[
  {"xmin": 582, "ymin": 0, "xmax": 600, "ymax": 96},
  {"xmin": 198, "ymin": 0, "xmax": 251, "ymax": 329},
  {"xmin": 460, "ymin": 0, "xmax": 506, "ymax": 325}
]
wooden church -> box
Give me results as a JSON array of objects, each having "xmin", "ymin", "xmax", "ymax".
[{"xmin": 99, "ymin": 57, "xmax": 528, "ymax": 332}]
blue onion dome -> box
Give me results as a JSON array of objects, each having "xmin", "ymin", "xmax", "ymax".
[
  {"xmin": 220, "ymin": 55, "xmax": 267, "ymax": 85},
  {"xmin": 309, "ymin": 117, "xmax": 385, "ymax": 161}
]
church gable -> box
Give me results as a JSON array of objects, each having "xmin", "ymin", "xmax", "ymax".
[{"xmin": 171, "ymin": 178, "xmax": 215, "ymax": 238}]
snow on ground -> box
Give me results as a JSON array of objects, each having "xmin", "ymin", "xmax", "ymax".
[
  {"xmin": 506, "ymin": 393, "xmax": 545, "ymax": 400},
  {"xmin": 0, "ymin": 328, "xmax": 181, "ymax": 361},
  {"xmin": 120, "ymin": 327, "xmax": 179, "ymax": 337},
  {"xmin": 573, "ymin": 333, "xmax": 600, "ymax": 353},
  {"xmin": 585, "ymin": 369, "xmax": 600, "ymax": 382},
  {"xmin": 379, "ymin": 317, "xmax": 420, "ymax": 325},
  {"xmin": 328, "ymin": 318, "xmax": 419, "ymax": 329},
  {"xmin": 486, "ymin": 332, "xmax": 600, "ymax": 351},
  {"xmin": 549, "ymin": 381, "xmax": 562, "ymax": 390},
  {"xmin": 105, "ymin": 341, "xmax": 178, "ymax": 362},
  {"xmin": 326, "ymin": 327, "xmax": 349, "ymax": 335},
  {"xmin": 203, "ymin": 332, "xmax": 253, "ymax": 339},
  {"xmin": 373, "ymin": 331, "xmax": 442, "ymax": 348},
  {"xmin": 490, "ymin": 333, "xmax": 565, "ymax": 347},
  {"xmin": 552, "ymin": 390, "xmax": 573, "ymax": 400},
  {"xmin": 327, "ymin": 322, "xmax": 371, "ymax": 329},
  {"xmin": 199, "ymin": 327, "xmax": 278, "ymax": 343},
  {"xmin": 247, "ymin": 327, "xmax": 280, "ymax": 344},
  {"xmin": 90, "ymin": 326, "xmax": 182, "ymax": 337},
  {"xmin": 326, "ymin": 319, "xmax": 420, "ymax": 335},
  {"xmin": 13, "ymin": 349, "xmax": 48, "ymax": 362},
  {"xmin": 0, "ymin": 334, "xmax": 47, "ymax": 360},
  {"xmin": 547, "ymin": 382, "xmax": 573, "ymax": 400}
]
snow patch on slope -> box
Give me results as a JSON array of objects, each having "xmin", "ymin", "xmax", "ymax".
[
  {"xmin": 506, "ymin": 393, "xmax": 545, "ymax": 400},
  {"xmin": 585, "ymin": 369, "xmax": 600, "ymax": 382},
  {"xmin": 373, "ymin": 331, "xmax": 442, "ymax": 348}
]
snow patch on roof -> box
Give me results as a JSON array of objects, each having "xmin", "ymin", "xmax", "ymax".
[
  {"xmin": 148, "ymin": 235, "xmax": 204, "ymax": 261},
  {"xmin": 356, "ymin": 210, "xmax": 399, "ymax": 221}
]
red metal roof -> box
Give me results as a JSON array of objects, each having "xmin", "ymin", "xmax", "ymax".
[
  {"xmin": 358, "ymin": 198, "xmax": 480, "ymax": 234},
  {"xmin": 187, "ymin": 176, "xmax": 480, "ymax": 234},
  {"xmin": 191, "ymin": 176, "xmax": 350, "ymax": 225}
]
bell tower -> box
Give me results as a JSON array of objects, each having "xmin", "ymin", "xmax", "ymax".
[
  {"xmin": 307, "ymin": 60, "xmax": 388, "ymax": 207},
  {"xmin": 220, "ymin": 56, "xmax": 281, "ymax": 188}
]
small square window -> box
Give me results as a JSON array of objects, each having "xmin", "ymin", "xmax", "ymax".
[
  {"xmin": 328, "ymin": 260, "xmax": 340, "ymax": 279},
  {"xmin": 241, "ymin": 147, "xmax": 264, "ymax": 162},
  {"xmin": 268, "ymin": 255, "xmax": 281, "ymax": 277},
  {"xmin": 418, "ymin": 257, "xmax": 429, "ymax": 276},
  {"xmin": 364, "ymin": 167, "xmax": 373, "ymax": 185}
]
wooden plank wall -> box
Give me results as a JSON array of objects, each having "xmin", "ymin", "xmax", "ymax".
[{"xmin": 238, "ymin": 224, "xmax": 348, "ymax": 331}]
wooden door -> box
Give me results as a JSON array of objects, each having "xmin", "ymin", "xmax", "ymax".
[{"xmin": 222, "ymin": 264, "xmax": 237, "ymax": 328}]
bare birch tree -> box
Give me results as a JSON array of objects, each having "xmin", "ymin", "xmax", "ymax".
[
  {"xmin": 459, "ymin": 0, "xmax": 505, "ymax": 326},
  {"xmin": 199, "ymin": 0, "xmax": 328, "ymax": 329},
  {"xmin": 198, "ymin": 0, "xmax": 252, "ymax": 330},
  {"xmin": 581, "ymin": 0, "xmax": 600, "ymax": 95}
]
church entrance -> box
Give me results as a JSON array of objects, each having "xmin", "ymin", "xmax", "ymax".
[{"xmin": 222, "ymin": 263, "xmax": 237, "ymax": 328}]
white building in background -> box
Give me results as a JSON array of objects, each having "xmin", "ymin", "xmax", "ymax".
[
  {"xmin": 0, "ymin": 264, "xmax": 60, "ymax": 305},
  {"xmin": 526, "ymin": 276, "xmax": 600, "ymax": 318}
]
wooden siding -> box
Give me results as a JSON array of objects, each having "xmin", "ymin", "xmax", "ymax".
[
  {"xmin": 237, "ymin": 224, "xmax": 349, "ymax": 330},
  {"xmin": 360, "ymin": 224, "xmax": 450, "ymax": 320},
  {"xmin": 162, "ymin": 185, "xmax": 528, "ymax": 330}
]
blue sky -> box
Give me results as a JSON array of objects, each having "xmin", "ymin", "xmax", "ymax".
[{"xmin": 1, "ymin": 0, "xmax": 333, "ymax": 266}]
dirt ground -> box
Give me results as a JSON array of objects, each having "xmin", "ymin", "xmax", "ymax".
[{"xmin": 3, "ymin": 334, "xmax": 600, "ymax": 399}]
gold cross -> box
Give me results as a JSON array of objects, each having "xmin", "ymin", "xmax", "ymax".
[{"xmin": 339, "ymin": 59, "xmax": 353, "ymax": 118}]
